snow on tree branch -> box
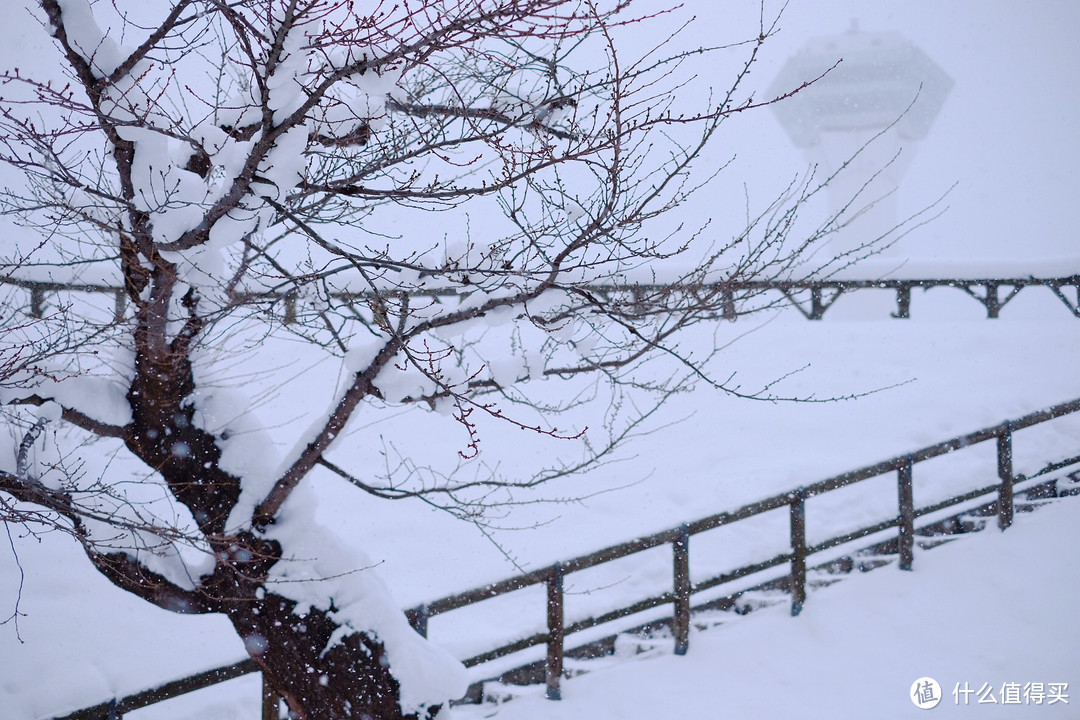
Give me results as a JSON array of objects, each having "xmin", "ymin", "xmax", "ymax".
[{"xmin": 0, "ymin": 1, "xmax": 911, "ymax": 716}]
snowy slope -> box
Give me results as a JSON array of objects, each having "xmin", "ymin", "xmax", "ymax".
[
  {"xmin": 2, "ymin": 303, "xmax": 1077, "ymax": 719},
  {"xmin": 447, "ymin": 493, "xmax": 1080, "ymax": 720}
]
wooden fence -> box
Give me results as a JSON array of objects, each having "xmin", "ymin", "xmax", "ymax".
[
  {"xmin": 6, "ymin": 275, "xmax": 1079, "ymax": 325},
  {"xmin": 53, "ymin": 397, "xmax": 1080, "ymax": 718}
]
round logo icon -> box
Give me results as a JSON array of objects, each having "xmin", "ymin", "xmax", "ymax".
[{"xmin": 911, "ymin": 677, "xmax": 943, "ymax": 709}]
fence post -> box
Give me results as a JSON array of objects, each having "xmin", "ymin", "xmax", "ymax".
[
  {"xmin": 408, "ymin": 604, "xmax": 429, "ymax": 638},
  {"xmin": 897, "ymin": 462, "xmax": 915, "ymax": 570},
  {"xmin": 997, "ymin": 423, "xmax": 1014, "ymax": 530},
  {"xmin": 546, "ymin": 562, "xmax": 564, "ymax": 701},
  {"xmin": 261, "ymin": 674, "xmax": 279, "ymax": 720},
  {"xmin": 892, "ymin": 284, "xmax": 912, "ymax": 319},
  {"xmin": 808, "ymin": 287, "xmax": 825, "ymax": 320},
  {"xmin": 29, "ymin": 285, "xmax": 45, "ymax": 318},
  {"xmin": 789, "ymin": 489, "xmax": 807, "ymax": 617},
  {"xmin": 673, "ymin": 523, "xmax": 691, "ymax": 655},
  {"xmin": 984, "ymin": 282, "xmax": 1001, "ymax": 318},
  {"xmin": 721, "ymin": 286, "xmax": 736, "ymax": 320},
  {"xmin": 283, "ymin": 292, "xmax": 298, "ymax": 325},
  {"xmin": 113, "ymin": 290, "xmax": 127, "ymax": 323}
]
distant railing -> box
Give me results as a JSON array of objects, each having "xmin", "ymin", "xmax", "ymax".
[
  {"xmin": 6, "ymin": 275, "xmax": 1079, "ymax": 325},
  {"xmin": 51, "ymin": 397, "xmax": 1080, "ymax": 718}
]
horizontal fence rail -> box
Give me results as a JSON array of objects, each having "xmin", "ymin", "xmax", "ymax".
[
  {"xmin": 406, "ymin": 397, "xmax": 1080, "ymax": 698},
  {"xmin": 5, "ymin": 275, "xmax": 1079, "ymax": 325},
  {"xmin": 51, "ymin": 397, "xmax": 1080, "ymax": 718}
]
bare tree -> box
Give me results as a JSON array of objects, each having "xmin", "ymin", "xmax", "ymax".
[{"xmin": 0, "ymin": 0, "xmax": 901, "ymax": 717}]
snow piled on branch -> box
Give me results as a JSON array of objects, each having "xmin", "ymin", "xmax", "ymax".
[
  {"xmin": 52, "ymin": 0, "xmax": 126, "ymax": 77},
  {"xmin": 3, "ymin": 375, "xmax": 133, "ymax": 429},
  {"xmin": 54, "ymin": 0, "xmax": 398, "ymax": 289},
  {"xmin": 265, "ymin": 481, "xmax": 469, "ymax": 711},
  {"xmin": 188, "ymin": 384, "xmax": 280, "ymax": 532}
]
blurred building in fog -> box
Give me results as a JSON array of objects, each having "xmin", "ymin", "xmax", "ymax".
[{"xmin": 770, "ymin": 23, "xmax": 952, "ymax": 259}]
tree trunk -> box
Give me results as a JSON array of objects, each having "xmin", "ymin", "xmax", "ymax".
[
  {"xmin": 188, "ymin": 531, "xmax": 436, "ymax": 720},
  {"xmin": 226, "ymin": 590, "xmax": 424, "ymax": 720}
]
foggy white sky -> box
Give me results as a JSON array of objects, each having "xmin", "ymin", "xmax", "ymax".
[
  {"xmin": 687, "ymin": 1, "xmax": 1080, "ymax": 266},
  {"xmin": 2, "ymin": 1, "xmax": 1077, "ymax": 266}
]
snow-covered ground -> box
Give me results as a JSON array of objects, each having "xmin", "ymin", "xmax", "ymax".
[
  {"xmin": 2, "ymin": 300, "xmax": 1077, "ymax": 719},
  {"xmin": 447, "ymin": 492, "xmax": 1080, "ymax": 720}
]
